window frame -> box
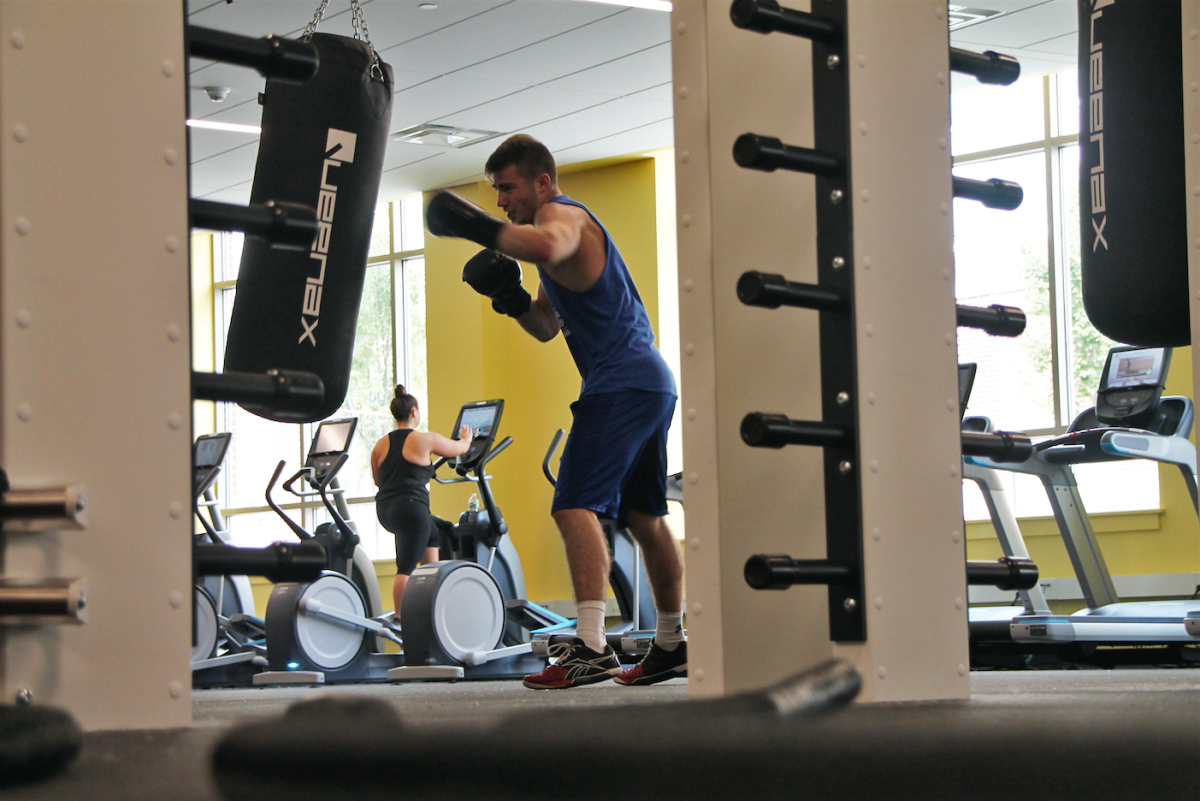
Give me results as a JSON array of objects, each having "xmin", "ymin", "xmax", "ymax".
[{"xmin": 209, "ymin": 197, "xmax": 427, "ymax": 548}]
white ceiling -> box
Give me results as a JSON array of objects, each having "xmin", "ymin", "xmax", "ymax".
[{"xmin": 186, "ymin": 0, "xmax": 1077, "ymax": 204}]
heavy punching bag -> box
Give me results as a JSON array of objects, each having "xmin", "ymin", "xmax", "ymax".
[
  {"xmin": 223, "ymin": 32, "xmax": 393, "ymax": 422},
  {"xmin": 1079, "ymin": 0, "xmax": 1189, "ymax": 347}
]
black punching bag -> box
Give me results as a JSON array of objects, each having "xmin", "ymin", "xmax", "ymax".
[
  {"xmin": 1079, "ymin": 0, "xmax": 1189, "ymax": 347},
  {"xmin": 223, "ymin": 34, "xmax": 393, "ymax": 422}
]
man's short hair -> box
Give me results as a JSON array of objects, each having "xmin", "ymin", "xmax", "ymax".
[{"xmin": 485, "ymin": 134, "xmax": 557, "ymax": 185}]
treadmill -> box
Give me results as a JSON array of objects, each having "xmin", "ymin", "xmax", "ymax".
[{"xmin": 964, "ymin": 346, "xmax": 1200, "ymax": 663}]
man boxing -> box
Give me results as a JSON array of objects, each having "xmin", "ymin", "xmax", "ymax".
[{"xmin": 425, "ymin": 134, "xmax": 686, "ymax": 689}]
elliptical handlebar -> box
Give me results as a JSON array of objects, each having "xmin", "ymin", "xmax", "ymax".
[
  {"xmin": 542, "ymin": 429, "xmax": 566, "ymax": 487},
  {"xmin": 265, "ymin": 460, "xmax": 313, "ymax": 542}
]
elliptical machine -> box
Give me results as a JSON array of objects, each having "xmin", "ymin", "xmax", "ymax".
[
  {"xmin": 192, "ymin": 432, "xmax": 267, "ymax": 686},
  {"xmin": 388, "ymin": 399, "xmax": 566, "ymax": 681},
  {"xmin": 254, "ymin": 418, "xmax": 404, "ymax": 685}
]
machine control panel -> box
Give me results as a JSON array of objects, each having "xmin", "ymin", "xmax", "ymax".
[{"xmin": 1095, "ymin": 346, "xmax": 1171, "ymax": 428}]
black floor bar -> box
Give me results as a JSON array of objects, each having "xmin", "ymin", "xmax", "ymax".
[
  {"xmin": 741, "ymin": 414, "xmax": 851, "ymax": 450},
  {"xmin": 192, "ymin": 370, "xmax": 325, "ymax": 415},
  {"xmin": 729, "ymin": 0, "xmax": 842, "ymax": 42},
  {"xmin": 733, "ymin": 134, "xmax": 843, "ymax": 176},
  {"xmin": 961, "ymin": 430, "xmax": 1033, "ymax": 463},
  {"xmin": 737, "ymin": 271, "xmax": 844, "ymax": 311},
  {"xmin": 187, "ymin": 25, "xmax": 319, "ymax": 84},
  {"xmin": 949, "ymin": 47, "xmax": 1021, "ymax": 86},
  {"xmin": 747, "ymin": 554, "xmax": 1038, "ymax": 592},
  {"xmin": 952, "ymin": 176, "xmax": 1024, "ymax": 210},
  {"xmin": 965, "ymin": 557, "xmax": 1039, "ymax": 591},
  {"xmin": 956, "ymin": 303, "xmax": 1026, "ymax": 337},
  {"xmin": 743, "ymin": 411, "xmax": 1031, "ymax": 463},
  {"xmin": 195, "ymin": 542, "xmax": 326, "ymax": 584},
  {"xmin": 189, "ymin": 199, "xmax": 318, "ymax": 250}
]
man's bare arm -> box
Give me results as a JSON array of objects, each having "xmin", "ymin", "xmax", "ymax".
[
  {"xmin": 515, "ymin": 284, "xmax": 560, "ymax": 342},
  {"xmin": 495, "ymin": 202, "xmax": 585, "ymax": 270}
]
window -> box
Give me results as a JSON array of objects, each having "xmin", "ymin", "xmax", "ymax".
[
  {"xmin": 954, "ymin": 70, "xmax": 1158, "ymax": 519},
  {"xmin": 210, "ymin": 197, "xmax": 428, "ymax": 558}
]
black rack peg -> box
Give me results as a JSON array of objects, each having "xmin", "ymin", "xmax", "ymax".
[
  {"xmin": 952, "ymin": 176, "xmax": 1024, "ymax": 210},
  {"xmin": 741, "ymin": 413, "xmax": 851, "ymax": 450},
  {"xmin": 965, "ymin": 557, "xmax": 1039, "ymax": 591},
  {"xmin": 729, "ymin": 0, "xmax": 842, "ymax": 43},
  {"xmin": 961, "ymin": 430, "xmax": 1033, "ymax": 464},
  {"xmin": 195, "ymin": 542, "xmax": 326, "ymax": 584},
  {"xmin": 745, "ymin": 554, "xmax": 854, "ymax": 590},
  {"xmin": 734, "ymin": 134, "xmax": 843, "ymax": 177},
  {"xmin": 956, "ymin": 303, "xmax": 1026, "ymax": 337},
  {"xmin": 187, "ymin": 25, "xmax": 319, "ymax": 84},
  {"xmin": 949, "ymin": 47, "xmax": 1021, "ymax": 86},
  {"xmin": 189, "ymin": 199, "xmax": 318, "ymax": 250},
  {"xmin": 192, "ymin": 370, "xmax": 325, "ymax": 415},
  {"xmin": 738, "ymin": 272, "xmax": 844, "ymax": 312}
]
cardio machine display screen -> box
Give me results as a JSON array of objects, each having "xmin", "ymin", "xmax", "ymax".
[
  {"xmin": 309, "ymin": 419, "xmax": 356, "ymax": 457},
  {"xmin": 457, "ymin": 405, "xmax": 499, "ymax": 438},
  {"xmin": 1102, "ymin": 347, "xmax": 1166, "ymax": 390},
  {"xmin": 194, "ymin": 433, "xmax": 230, "ymax": 469}
]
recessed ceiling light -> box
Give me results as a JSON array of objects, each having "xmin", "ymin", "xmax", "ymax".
[
  {"xmin": 419, "ymin": 3, "xmax": 437, "ymax": 9},
  {"xmin": 187, "ymin": 119, "xmax": 262, "ymax": 135},
  {"xmin": 948, "ymin": 5, "xmax": 1006, "ymax": 31},
  {"xmin": 391, "ymin": 123, "xmax": 502, "ymax": 148}
]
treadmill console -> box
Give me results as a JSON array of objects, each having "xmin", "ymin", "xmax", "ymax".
[
  {"xmin": 1095, "ymin": 346, "xmax": 1171, "ymax": 428},
  {"xmin": 451, "ymin": 399, "xmax": 504, "ymax": 472},
  {"xmin": 306, "ymin": 418, "xmax": 357, "ymax": 485},
  {"xmin": 193, "ymin": 432, "xmax": 231, "ymax": 499},
  {"xmin": 958, "ymin": 362, "xmax": 977, "ymax": 421}
]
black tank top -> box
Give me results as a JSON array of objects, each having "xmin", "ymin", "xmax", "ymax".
[{"xmin": 375, "ymin": 429, "xmax": 435, "ymax": 506}]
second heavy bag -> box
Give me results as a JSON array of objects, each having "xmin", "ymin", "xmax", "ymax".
[
  {"xmin": 223, "ymin": 33, "xmax": 393, "ymax": 422},
  {"xmin": 1078, "ymin": 0, "xmax": 1189, "ymax": 347}
]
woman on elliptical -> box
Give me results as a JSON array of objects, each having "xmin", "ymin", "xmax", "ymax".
[{"xmin": 372, "ymin": 385, "xmax": 474, "ymax": 620}]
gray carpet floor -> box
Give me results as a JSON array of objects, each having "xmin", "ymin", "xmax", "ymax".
[{"xmin": 4, "ymin": 670, "xmax": 1199, "ymax": 800}]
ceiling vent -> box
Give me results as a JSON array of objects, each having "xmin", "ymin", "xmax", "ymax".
[
  {"xmin": 390, "ymin": 124, "xmax": 502, "ymax": 148},
  {"xmin": 948, "ymin": 5, "xmax": 1006, "ymax": 31}
]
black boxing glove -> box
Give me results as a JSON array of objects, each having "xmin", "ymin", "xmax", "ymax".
[
  {"xmin": 426, "ymin": 191, "xmax": 504, "ymax": 249},
  {"xmin": 462, "ymin": 249, "xmax": 532, "ymax": 319}
]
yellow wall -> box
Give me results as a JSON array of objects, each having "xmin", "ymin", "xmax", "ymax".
[
  {"xmin": 423, "ymin": 158, "xmax": 661, "ymax": 602},
  {"xmin": 966, "ymin": 347, "xmax": 1200, "ymax": 585}
]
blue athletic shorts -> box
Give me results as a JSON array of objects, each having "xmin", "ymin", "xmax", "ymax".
[{"xmin": 552, "ymin": 390, "xmax": 676, "ymax": 522}]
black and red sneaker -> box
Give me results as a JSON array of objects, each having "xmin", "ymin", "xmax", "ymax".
[
  {"xmin": 614, "ymin": 641, "xmax": 688, "ymax": 686},
  {"xmin": 523, "ymin": 638, "xmax": 622, "ymax": 690}
]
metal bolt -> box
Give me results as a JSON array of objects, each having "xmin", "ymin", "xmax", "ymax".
[
  {"xmin": 831, "ymin": 256, "xmax": 845, "ymax": 271},
  {"xmin": 830, "ymin": 189, "xmax": 844, "ymax": 204},
  {"xmin": 838, "ymin": 460, "xmax": 853, "ymax": 475},
  {"xmin": 15, "ymin": 688, "xmax": 33, "ymax": 705},
  {"xmin": 843, "ymin": 597, "xmax": 857, "ymax": 612},
  {"xmin": 826, "ymin": 54, "xmax": 841, "ymax": 69},
  {"xmin": 836, "ymin": 392, "xmax": 850, "ymax": 406}
]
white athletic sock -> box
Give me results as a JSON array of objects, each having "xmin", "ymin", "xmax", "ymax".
[
  {"xmin": 655, "ymin": 610, "xmax": 685, "ymax": 651},
  {"xmin": 575, "ymin": 600, "xmax": 608, "ymax": 653}
]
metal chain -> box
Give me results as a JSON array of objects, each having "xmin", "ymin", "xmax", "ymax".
[
  {"xmin": 350, "ymin": 0, "xmax": 384, "ymax": 82},
  {"xmin": 301, "ymin": 0, "xmax": 330, "ymax": 42}
]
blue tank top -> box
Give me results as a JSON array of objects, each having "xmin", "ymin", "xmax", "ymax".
[{"xmin": 536, "ymin": 196, "xmax": 676, "ymax": 398}]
